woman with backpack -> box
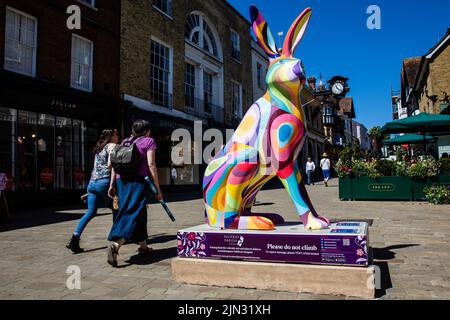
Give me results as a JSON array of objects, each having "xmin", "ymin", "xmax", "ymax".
[
  {"xmin": 66, "ymin": 129, "xmax": 120, "ymax": 253},
  {"xmin": 106, "ymin": 120, "xmax": 163, "ymax": 267}
]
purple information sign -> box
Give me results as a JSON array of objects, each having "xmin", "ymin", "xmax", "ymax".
[{"xmin": 177, "ymin": 222, "xmax": 369, "ymax": 267}]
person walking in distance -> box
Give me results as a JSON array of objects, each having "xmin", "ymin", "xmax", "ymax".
[
  {"xmin": 320, "ymin": 153, "xmax": 331, "ymax": 187},
  {"xmin": 66, "ymin": 129, "xmax": 120, "ymax": 253},
  {"xmin": 305, "ymin": 157, "xmax": 316, "ymax": 186}
]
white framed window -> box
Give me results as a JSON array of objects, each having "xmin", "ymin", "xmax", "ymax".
[
  {"xmin": 4, "ymin": 7, "xmax": 37, "ymax": 77},
  {"xmin": 153, "ymin": 0, "xmax": 173, "ymax": 17},
  {"xmin": 71, "ymin": 34, "xmax": 93, "ymax": 92},
  {"xmin": 231, "ymin": 81, "xmax": 243, "ymax": 118},
  {"xmin": 203, "ymin": 70, "xmax": 213, "ymax": 114},
  {"xmin": 184, "ymin": 62, "xmax": 196, "ymax": 109},
  {"xmin": 150, "ymin": 39, "xmax": 173, "ymax": 108},
  {"xmin": 231, "ymin": 30, "xmax": 240, "ymax": 61},
  {"xmin": 185, "ymin": 13, "xmax": 219, "ymax": 58}
]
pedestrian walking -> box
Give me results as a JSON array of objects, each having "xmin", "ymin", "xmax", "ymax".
[
  {"xmin": 305, "ymin": 157, "xmax": 316, "ymax": 185},
  {"xmin": 66, "ymin": 129, "xmax": 119, "ymax": 253},
  {"xmin": 106, "ymin": 120, "xmax": 163, "ymax": 267},
  {"xmin": 320, "ymin": 153, "xmax": 331, "ymax": 187}
]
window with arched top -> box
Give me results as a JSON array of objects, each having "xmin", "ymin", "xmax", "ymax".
[{"xmin": 185, "ymin": 13, "xmax": 219, "ymax": 58}]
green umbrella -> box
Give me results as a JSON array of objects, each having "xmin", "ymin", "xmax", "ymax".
[
  {"xmin": 382, "ymin": 133, "xmax": 437, "ymax": 146},
  {"xmin": 381, "ymin": 113, "xmax": 450, "ymax": 155},
  {"xmin": 381, "ymin": 113, "xmax": 450, "ymax": 135}
]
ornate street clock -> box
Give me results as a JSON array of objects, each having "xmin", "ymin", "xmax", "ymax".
[
  {"xmin": 332, "ymin": 82, "xmax": 344, "ymax": 95},
  {"xmin": 328, "ymin": 76, "xmax": 349, "ymax": 97}
]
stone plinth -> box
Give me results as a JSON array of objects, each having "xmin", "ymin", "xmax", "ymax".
[{"xmin": 172, "ymin": 257, "xmax": 376, "ymax": 299}]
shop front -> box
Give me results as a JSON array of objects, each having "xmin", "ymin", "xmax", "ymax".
[
  {"xmin": 126, "ymin": 105, "xmax": 204, "ymax": 193},
  {"xmin": 0, "ymin": 70, "xmax": 122, "ymax": 209}
]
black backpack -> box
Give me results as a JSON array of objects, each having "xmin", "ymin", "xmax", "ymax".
[{"xmin": 110, "ymin": 136, "xmax": 142, "ymax": 178}]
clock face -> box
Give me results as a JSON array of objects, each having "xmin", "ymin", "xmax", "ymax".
[{"xmin": 332, "ymin": 82, "xmax": 344, "ymax": 95}]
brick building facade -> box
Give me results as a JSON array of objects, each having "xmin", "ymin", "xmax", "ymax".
[
  {"xmin": 414, "ymin": 28, "xmax": 450, "ymax": 115},
  {"xmin": 120, "ymin": 0, "xmax": 254, "ymax": 188},
  {"xmin": 0, "ymin": 0, "xmax": 123, "ymax": 208},
  {"xmin": 401, "ymin": 28, "xmax": 450, "ymax": 116}
]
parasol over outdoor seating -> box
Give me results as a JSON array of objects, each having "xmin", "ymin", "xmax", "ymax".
[
  {"xmin": 381, "ymin": 113, "xmax": 450, "ymax": 135},
  {"xmin": 382, "ymin": 133, "xmax": 437, "ymax": 146},
  {"xmin": 381, "ymin": 113, "xmax": 450, "ymax": 155}
]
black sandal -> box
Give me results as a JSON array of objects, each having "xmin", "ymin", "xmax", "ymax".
[
  {"xmin": 107, "ymin": 244, "xmax": 119, "ymax": 267},
  {"xmin": 138, "ymin": 247, "xmax": 153, "ymax": 254}
]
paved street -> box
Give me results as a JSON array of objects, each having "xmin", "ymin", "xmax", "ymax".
[{"xmin": 1, "ymin": 179, "xmax": 450, "ymax": 300}]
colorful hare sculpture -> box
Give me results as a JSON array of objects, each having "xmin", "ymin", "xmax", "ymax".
[{"xmin": 202, "ymin": 5, "xmax": 330, "ymax": 231}]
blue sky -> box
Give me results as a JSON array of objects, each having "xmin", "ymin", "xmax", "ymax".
[{"xmin": 227, "ymin": 0, "xmax": 450, "ymax": 129}]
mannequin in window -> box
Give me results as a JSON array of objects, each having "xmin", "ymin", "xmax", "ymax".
[
  {"xmin": 56, "ymin": 136, "xmax": 65, "ymax": 188},
  {"xmin": 37, "ymin": 138, "xmax": 52, "ymax": 189},
  {"xmin": 171, "ymin": 167, "xmax": 177, "ymax": 184},
  {"xmin": 37, "ymin": 138, "xmax": 47, "ymax": 153},
  {"xmin": 17, "ymin": 136, "xmax": 25, "ymax": 167}
]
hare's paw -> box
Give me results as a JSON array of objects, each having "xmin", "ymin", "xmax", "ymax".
[
  {"xmin": 229, "ymin": 216, "xmax": 275, "ymax": 230},
  {"xmin": 302, "ymin": 212, "xmax": 330, "ymax": 230}
]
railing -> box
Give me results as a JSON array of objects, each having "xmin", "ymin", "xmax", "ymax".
[
  {"xmin": 150, "ymin": 92, "xmax": 173, "ymax": 109},
  {"xmin": 185, "ymin": 96, "xmax": 224, "ymax": 123}
]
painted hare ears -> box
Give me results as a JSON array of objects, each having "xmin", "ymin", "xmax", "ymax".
[
  {"xmin": 283, "ymin": 7, "xmax": 312, "ymax": 57},
  {"xmin": 250, "ymin": 5, "xmax": 312, "ymax": 59},
  {"xmin": 250, "ymin": 5, "xmax": 280, "ymax": 59}
]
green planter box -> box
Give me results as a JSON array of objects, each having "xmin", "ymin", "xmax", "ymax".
[
  {"xmin": 438, "ymin": 175, "xmax": 450, "ymax": 186},
  {"xmin": 339, "ymin": 176, "xmax": 352, "ymax": 200},
  {"xmin": 339, "ymin": 175, "xmax": 450, "ymax": 201},
  {"xmin": 339, "ymin": 176, "xmax": 413, "ymax": 200},
  {"xmin": 352, "ymin": 176, "xmax": 413, "ymax": 200},
  {"xmin": 412, "ymin": 176, "xmax": 450, "ymax": 200},
  {"xmin": 411, "ymin": 178, "xmax": 435, "ymax": 201}
]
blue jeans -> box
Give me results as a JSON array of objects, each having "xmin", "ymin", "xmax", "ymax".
[
  {"xmin": 306, "ymin": 170, "xmax": 314, "ymax": 185},
  {"xmin": 322, "ymin": 169, "xmax": 331, "ymax": 181},
  {"xmin": 74, "ymin": 178, "xmax": 116, "ymax": 236}
]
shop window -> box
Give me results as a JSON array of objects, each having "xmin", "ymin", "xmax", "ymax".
[
  {"xmin": 71, "ymin": 34, "xmax": 93, "ymax": 92},
  {"xmin": 55, "ymin": 117, "xmax": 73, "ymax": 189},
  {"xmin": 17, "ymin": 110, "xmax": 37, "ymax": 190},
  {"xmin": 1, "ymin": 108, "xmax": 88, "ymax": 191},
  {"xmin": 0, "ymin": 107, "xmax": 17, "ymax": 191},
  {"xmin": 37, "ymin": 114, "xmax": 55, "ymax": 190},
  {"xmin": 170, "ymin": 140, "xmax": 199, "ymax": 185},
  {"xmin": 73, "ymin": 120, "xmax": 87, "ymax": 190},
  {"xmin": 4, "ymin": 7, "xmax": 37, "ymax": 77}
]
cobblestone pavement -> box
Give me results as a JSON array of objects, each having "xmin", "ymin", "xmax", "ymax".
[{"xmin": 1, "ymin": 179, "xmax": 449, "ymax": 300}]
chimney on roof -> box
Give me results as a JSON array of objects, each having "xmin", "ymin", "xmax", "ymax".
[{"xmin": 307, "ymin": 77, "xmax": 316, "ymax": 91}]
